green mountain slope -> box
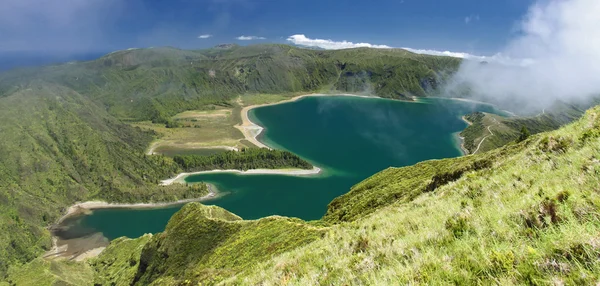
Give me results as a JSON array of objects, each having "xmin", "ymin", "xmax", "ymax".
[
  {"xmin": 460, "ymin": 101, "xmax": 586, "ymax": 154},
  {"xmin": 0, "ymin": 45, "xmax": 462, "ymax": 278},
  {"xmin": 0, "ymin": 82, "xmax": 207, "ymax": 277},
  {"xmin": 3, "ymin": 45, "xmax": 597, "ymax": 284},
  {"xmin": 224, "ymin": 106, "xmax": 600, "ymax": 285},
  {"xmin": 0, "ymin": 45, "xmax": 461, "ymax": 123},
  {"xmin": 12, "ymin": 104, "xmax": 598, "ymax": 285}
]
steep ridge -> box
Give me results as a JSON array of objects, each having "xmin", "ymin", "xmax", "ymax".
[
  {"xmin": 0, "ymin": 82, "xmax": 205, "ymax": 276},
  {"xmin": 132, "ymin": 203, "xmax": 326, "ymax": 285}
]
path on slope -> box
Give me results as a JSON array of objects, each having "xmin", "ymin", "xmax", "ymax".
[{"xmin": 472, "ymin": 117, "xmax": 499, "ymax": 155}]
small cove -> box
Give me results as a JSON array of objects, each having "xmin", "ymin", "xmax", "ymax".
[{"xmin": 58, "ymin": 96, "xmax": 505, "ymax": 241}]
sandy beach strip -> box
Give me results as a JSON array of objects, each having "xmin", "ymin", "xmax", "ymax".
[
  {"xmin": 160, "ymin": 166, "xmax": 322, "ymax": 186},
  {"xmin": 59, "ymin": 189, "xmax": 218, "ymax": 223},
  {"xmin": 235, "ymin": 93, "xmax": 379, "ymax": 149},
  {"xmin": 453, "ymin": 116, "xmax": 475, "ymax": 156},
  {"xmin": 461, "ymin": 115, "xmax": 474, "ymax": 126}
]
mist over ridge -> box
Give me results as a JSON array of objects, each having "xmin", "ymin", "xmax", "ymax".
[{"xmin": 443, "ymin": 0, "xmax": 600, "ymax": 114}]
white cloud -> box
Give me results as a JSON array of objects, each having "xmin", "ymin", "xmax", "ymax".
[
  {"xmin": 401, "ymin": 47, "xmax": 481, "ymax": 59},
  {"xmin": 198, "ymin": 34, "xmax": 213, "ymax": 39},
  {"xmin": 402, "ymin": 47, "xmax": 534, "ymax": 66},
  {"xmin": 446, "ymin": 0, "xmax": 600, "ymax": 112},
  {"xmin": 287, "ymin": 34, "xmax": 531, "ymax": 66},
  {"xmin": 236, "ymin": 35, "xmax": 266, "ymax": 40},
  {"xmin": 286, "ymin": 34, "xmax": 391, "ymax": 50}
]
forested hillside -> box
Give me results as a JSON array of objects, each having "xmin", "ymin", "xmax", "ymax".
[
  {"xmin": 173, "ymin": 148, "xmax": 313, "ymax": 171},
  {"xmin": 0, "ymin": 44, "xmax": 463, "ymax": 278},
  {"xmin": 0, "ymin": 45, "xmax": 461, "ymax": 124},
  {"xmin": 0, "ymin": 83, "xmax": 207, "ymax": 276}
]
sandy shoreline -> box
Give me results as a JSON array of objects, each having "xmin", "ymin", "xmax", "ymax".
[
  {"xmin": 51, "ymin": 187, "xmax": 217, "ymax": 261},
  {"xmin": 457, "ymin": 115, "xmax": 474, "ymax": 155},
  {"xmin": 235, "ymin": 93, "xmax": 379, "ymax": 149},
  {"xmin": 160, "ymin": 166, "xmax": 322, "ymax": 186},
  {"xmin": 59, "ymin": 188, "xmax": 218, "ymax": 223}
]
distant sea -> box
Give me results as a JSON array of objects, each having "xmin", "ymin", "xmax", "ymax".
[{"xmin": 0, "ymin": 51, "xmax": 106, "ymax": 71}]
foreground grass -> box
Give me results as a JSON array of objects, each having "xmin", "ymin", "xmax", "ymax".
[{"xmin": 228, "ymin": 107, "xmax": 600, "ymax": 285}]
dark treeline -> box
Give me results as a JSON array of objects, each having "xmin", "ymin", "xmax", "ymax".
[{"xmin": 173, "ymin": 148, "xmax": 313, "ymax": 171}]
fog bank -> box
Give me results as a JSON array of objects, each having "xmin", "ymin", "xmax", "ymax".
[{"xmin": 444, "ymin": 0, "xmax": 600, "ymax": 114}]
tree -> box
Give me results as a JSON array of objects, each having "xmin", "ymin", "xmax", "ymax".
[{"xmin": 517, "ymin": 125, "xmax": 530, "ymax": 142}]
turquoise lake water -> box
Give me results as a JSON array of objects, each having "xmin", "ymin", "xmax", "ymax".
[{"xmin": 62, "ymin": 97, "xmax": 502, "ymax": 240}]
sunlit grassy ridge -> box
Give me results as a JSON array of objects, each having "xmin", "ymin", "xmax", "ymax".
[
  {"xmin": 14, "ymin": 105, "xmax": 596, "ymax": 285},
  {"xmin": 132, "ymin": 204, "xmax": 326, "ymax": 285},
  {"xmin": 226, "ymin": 106, "xmax": 600, "ymax": 285}
]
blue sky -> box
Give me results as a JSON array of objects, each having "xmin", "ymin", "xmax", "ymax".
[{"xmin": 0, "ymin": 0, "xmax": 534, "ymax": 56}]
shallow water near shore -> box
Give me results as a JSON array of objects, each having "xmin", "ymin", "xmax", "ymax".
[{"xmin": 62, "ymin": 96, "xmax": 504, "ymax": 240}]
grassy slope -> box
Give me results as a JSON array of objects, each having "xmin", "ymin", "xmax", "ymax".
[
  {"xmin": 89, "ymin": 235, "xmax": 153, "ymax": 286},
  {"xmin": 20, "ymin": 105, "xmax": 598, "ymax": 285},
  {"xmin": 460, "ymin": 102, "xmax": 585, "ymax": 154},
  {"xmin": 228, "ymin": 106, "xmax": 600, "ymax": 285},
  {"xmin": 132, "ymin": 203, "xmax": 326, "ymax": 285},
  {"xmin": 5, "ymin": 258, "xmax": 93, "ymax": 286}
]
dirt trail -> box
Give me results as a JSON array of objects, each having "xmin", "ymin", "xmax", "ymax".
[{"xmin": 472, "ymin": 117, "xmax": 499, "ymax": 155}]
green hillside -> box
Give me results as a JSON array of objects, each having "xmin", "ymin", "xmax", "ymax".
[
  {"xmin": 460, "ymin": 101, "xmax": 586, "ymax": 154},
  {"xmin": 0, "ymin": 82, "xmax": 208, "ymax": 276},
  {"xmin": 0, "ymin": 45, "xmax": 464, "ymax": 279},
  {"xmin": 0, "ymin": 45, "xmax": 461, "ymax": 123},
  {"xmin": 7, "ymin": 103, "xmax": 600, "ymax": 285},
  {"xmin": 2, "ymin": 44, "xmax": 597, "ymax": 284}
]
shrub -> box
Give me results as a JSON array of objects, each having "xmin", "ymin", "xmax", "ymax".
[
  {"xmin": 490, "ymin": 250, "xmax": 515, "ymax": 273},
  {"xmin": 517, "ymin": 125, "xmax": 531, "ymax": 142},
  {"xmin": 538, "ymin": 136, "xmax": 571, "ymax": 153},
  {"xmin": 445, "ymin": 211, "xmax": 472, "ymax": 238}
]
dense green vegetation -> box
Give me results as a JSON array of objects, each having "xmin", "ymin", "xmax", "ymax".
[
  {"xmin": 460, "ymin": 101, "xmax": 585, "ymax": 154},
  {"xmin": 0, "ymin": 83, "xmax": 208, "ymax": 278},
  {"xmin": 9, "ymin": 104, "xmax": 600, "ymax": 285},
  {"xmin": 518, "ymin": 125, "xmax": 531, "ymax": 142},
  {"xmin": 0, "ymin": 44, "xmax": 463, "ymax": 279},
  {"xmin": 3, "ymin": 44, "xmax": 597, "ymax": 284},
  {"xmin": 90, "ymin": 235, "xmax": 153, "ymax": 286},
  {"xmin": 133, "ymin": 203, "xmax": 326, "ymax": 284},
  {"xmin": 173, "ymin": 148, "xmax": 313, "ymax": 171},
  {"xmin": 0, "ymin": 45, "xmax": 461, "ymax": 124}
]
